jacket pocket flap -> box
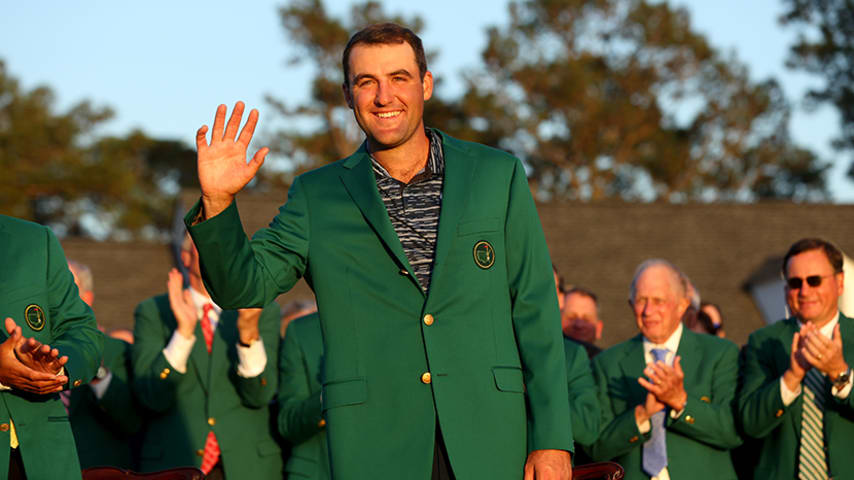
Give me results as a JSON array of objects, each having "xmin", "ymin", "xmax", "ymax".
[
  {"xmin": 322, "ymin": 377, "xmax": 367, "ymax": 411},
  {"xmin": 492, "ymin": 367, "xmax": 524, "ymax": 393},
  {"xmin": 286, "ymin": 455, "xmax": 317, "ymax": 475},
  {"xmin": 458, "ymin": 217, "xmax": 501, "ymax": 236}
]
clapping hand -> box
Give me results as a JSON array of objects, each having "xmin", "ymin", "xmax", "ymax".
[
  {"xmin": 0, "ymin": 318, "xmax": 67, "ymax": 394},
  {"xmin": 196, "ymin": 102, "xmax": 268, "ymax": 219},
  {"xmin": 167, "ymin": 268, "xmax": 198, "ymax": 339},
  {"xmin": 237, "ymin": 308, "xmax": 262, "ymax": 346},
  {"xmin": 639, "ymin": 356, "xmax": 688, "ymax": 411}
]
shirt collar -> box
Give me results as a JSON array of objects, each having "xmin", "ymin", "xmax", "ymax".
[
  {"xmin": 643, "ymin": 322, "xmax": 684, "ymax": 358},
  {"xmin": 370, "ymin": 128, "xmax": 444, "ymax": 180},
  {"xmin": 797, "ymin": 311, "xmax": 840, "ymax": 338},
  {"xmin": 188, "ymin": 286, "xmax": 221, "ymax": 317}
]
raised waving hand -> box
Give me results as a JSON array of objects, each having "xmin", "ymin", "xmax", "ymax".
[{"xmin": 196, "ymin": 102, "xmax": 269, "ymax": 219}]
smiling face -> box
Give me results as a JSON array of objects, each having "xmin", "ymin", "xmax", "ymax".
[
  {"xmin": 343, "ymin": 42, "xmax": 433, "ymax": 153},
  {"xmin": 630, "ymin": 264, "xmax": 689, "ymax": 344},
  {"xmin": 785, "ymin": 248, "xmax": 843, "ymax": 326}
]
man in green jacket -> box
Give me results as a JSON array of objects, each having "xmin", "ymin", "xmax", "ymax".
[
  {"xmin": 186, "ymin": 22, "xmax": 572, "ymax": 480},
  {"xmin": 278, "ymin": 312, "xmax": 329, "ymax": 480},
  {"xmin": 132, "ymin": 235, "xmax": 282, "ymax": 479},
  {"xmin": 0, "ymin": 214, "xmax": 103, "ymax": 479},
  {"xmin": 738, "ymin": 238, "xmax": 854, "ymax": 479},
  {"xmin": 590, "ymin": 259, "xmax": 741, "ymax": 479},
  {"xmin": 66, "ymin": 260, "xmax": 142, "ymax": 469}
]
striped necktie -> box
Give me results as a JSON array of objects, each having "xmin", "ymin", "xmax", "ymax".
[
  {"xmin": 642, "ymin": 347, "xmax": 669, "ymax": 477},
  {"xmin": 799, "ymin": 368, "xmax": 829, "ymax": 480},
  {"xmin": 199, "ymin": 302, "xmax": 220, "ymax": 474}
]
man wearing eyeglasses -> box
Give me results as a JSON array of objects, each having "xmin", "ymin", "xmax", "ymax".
[{"xmin": 738, "ymin": 237, "xmax": 854, "ymax": 479}]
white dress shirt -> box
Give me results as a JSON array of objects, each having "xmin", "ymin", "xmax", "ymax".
[{"xmin": 162, "ymin": 287, "xmax": 267, "ymax": 378}]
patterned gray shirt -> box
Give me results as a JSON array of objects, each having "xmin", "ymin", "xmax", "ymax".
[{"xmin": 370, "ymin": 129, "xmax": 444, "ymax": 292}]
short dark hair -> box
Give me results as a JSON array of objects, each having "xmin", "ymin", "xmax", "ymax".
[
  {"xmin": 782, "ymin": 238, "xmax": 844, "ymax": 276},
  {"xmin": 565, "ymin": 286, "xmax": 599, "ymax": 307},
  {"xmin": 342, "ymin": 23, "xmax": 428, "ymax": 86}
]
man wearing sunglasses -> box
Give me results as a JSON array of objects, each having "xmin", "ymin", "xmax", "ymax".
[{"xmin": 738, "ymin": 238, "xmax": 853, "ymax": 479}]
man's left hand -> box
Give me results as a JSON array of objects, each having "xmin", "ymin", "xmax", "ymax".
[
  {"xmin": 639, "ymin": 356, "xmax": 688, "ymax": 411},
  {"xmin": 7, "ymin": 318, "xmax": 68, "ymax": 375},
  {"xmin": 236, "ymin": 308, "xmax": 262, "ymax": 346},
  {"xmin": 524, "ymin": 449, "xmax": 572, "ymax": 480},
  {"xmin": 802, "ymin": 324, "xmax": 848, "ymax": 378}
]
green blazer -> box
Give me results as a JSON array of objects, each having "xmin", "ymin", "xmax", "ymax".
[
  {"xmin": 590, "ymin": 327, "xmax": 741, "ymax": 479},
  {"xmin": 0, "ymin": 214, "xmax": 103, "ymax": 479},
  {"xmin": 70, "ymin": 336, "xmax": 142, "ymax": 469},
  {"xmin": 564, "ymin": 338, "xmax": 600, "ymax": 450},
  {"xmin": 737, "ymin": 314, "xmax": 854, "ymax": 479},
  {"xmin": 131, "ymin": 295, "xmax": 282, "ymax": 478},
  {"xmin": 278, "ymin": 313, "xmax": 330, "ymax": 480},
  {"xmin": 186, "ymin": 132, "xmax": 572, "ymax": 479}
]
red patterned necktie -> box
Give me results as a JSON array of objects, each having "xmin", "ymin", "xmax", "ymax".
[
  {"xmin": 200, "ymin": 303, "xmax": 214, "ymax": 353},
  {"xmin": 199, "ymin": 302, "xmax": 220, "ymax": 473}
]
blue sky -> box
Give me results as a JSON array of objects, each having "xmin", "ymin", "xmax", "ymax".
[{"xmin": 3, "ymin": 0, "xmax": 850, "ymax": 201}]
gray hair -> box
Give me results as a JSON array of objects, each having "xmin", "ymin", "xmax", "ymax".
[
  {"xmin": 281, "ymin": 299, "xmax": 317, "ymax": 319},
  {"xmin": 628, "ymin": 259, "xmax": 686, "ymax": 303},
  {"xmin": 67, "ymin": 260, "xmax": 94, "ymax": 293}
]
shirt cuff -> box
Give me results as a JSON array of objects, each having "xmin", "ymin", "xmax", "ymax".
[
  {"xmin": 780, "ymin": 377, "xmax": 801, "ymax": 406},
  {"xmin": 236, "ymin": 336, "xmax": 267, "ymax": 378},
  {"xmin": 637, "ymin": 418, "xmax": 651, "ymax": 434},
  {"xmin": 0, "ymin": 382, "xmax": 9, "ymax": 391},
  {"xmin": 90, "ymin": 371, "xmax": 113, "ymax": 399},
  {"xmin": 163, "ymin": 331, "xmax": 196, "ymax": 374},
  {"xmin": 832, "ymin": 375, "xmax": 853, "ymax": 399}
]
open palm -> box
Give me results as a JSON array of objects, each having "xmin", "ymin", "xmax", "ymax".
[{"xmin": 196, "ymin": 102, "xmax": 269, "ymax": 218}]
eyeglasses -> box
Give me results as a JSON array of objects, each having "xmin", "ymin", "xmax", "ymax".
[{"xmin": 785, "ymin": 274, "xmax": 834, "ymax": 290}]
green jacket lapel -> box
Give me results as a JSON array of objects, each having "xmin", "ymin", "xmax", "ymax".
[
  {"xmin": 675, "ymin": 327, "xmax": 700, "ymax": 385},
  {"xmin": 429, "ymin": 132, "xmax": 477, "ymax": 296},
  {"xmin": 339, "ymin": 145, "xmax": 419, "ymax": 291},
  {"xmin": 618, "ymin": 335, "xmax": 648, "ymax": 405},
  {"xmin": 189, "ymin": 320, "xmax": 211, "ymax": 395}
]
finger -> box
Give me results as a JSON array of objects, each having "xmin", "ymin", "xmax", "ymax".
[
  {"xmin": 247, "ymin": 147, "xmax": 269, "ymax": 175},
  {"xmin": 224, "ymin": 101, "xmax": 246, "ymax": 141},
  {"xmin": 237, "ymin": 107, "xmax": 260, "ymax": 146},
  {"xmin": 673, "ymin": 356, "xmax": 684, "ymax": 376},
  {"xmin": 56, "ymin": 355, "xmax": 68, "ymax": 367},
  {"xmin": 638, "ymin": 377, "xmax": 661, "ymax": 394},
  {"xmin": 182, "ymin": 289, "xmax": 194, "ymax": 309},
  {"xmin": 4, "ymin": 317, "xmax": 16, "ymax": 335},
  {"xmin": 523, "ymin": 461, "xmax": 534, "ymax": 480},
  {"xmin": 210, "ymin": 104, "xmax": 227, "ymax": 143},
  {"xmin": 195, "ymin": 125, "xmax": 209, "ymax": 151},
  {"xmin": 833, "ymin": 324, "xmax": 843, "ymax": 346},
  {"xmin": 801, "ymin": 348, "xmax": 821, "ymax": 367}
]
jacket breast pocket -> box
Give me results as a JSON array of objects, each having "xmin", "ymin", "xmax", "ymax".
[
  {"xmin": 321, "ymin": 377, "xmax": 367, "ymax": 411},
  {"xmin": 457, "ymin": 217, "xmax": 501, "ymax": 236}
]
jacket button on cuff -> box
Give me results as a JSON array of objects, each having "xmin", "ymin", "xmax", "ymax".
[
  {"xmin": 318, "ymin": 419, "xmax": 326, "ymax": 428},
  {"xmin": 685, "ymin": 415, "xmax": 695, "ymax": 425},
  {"xmin": 629, "ymin": 436, "xmax": 639, "ymax": 443},
  {"xmin": 775, "ymin": 409, "xmax": 784, "ymax": 418},
  {"xmin": 160, "ymin": 368, "xmax": 170, "ymax": 379},
  {"xmin": 700, "ymin": 396, "xmax": 711, "ymax": 403},
  {"xmin": 260, "ymin": 377, "xmax": 267, "ymax": 386},
  {"xmin": 423, "ymin": 314, "xmax": 434, "ymax": 326},
  {"xmin": 0, "ymin": 424, "xmax": 8, "ymax": 432},
  {"xmin": 196, "ymin": 449, "xmax": 205, "ymax": 457},
  {"xmin": 421, "ymin": 372, "xmax": 432, "ymax": 384},
  {"xmin": 73, "ymin": 380, "xmax": 82, "ymax": 388},
  {"xmin": 208, "ymin": 417, "xmax": 216, "ymax": 426}
]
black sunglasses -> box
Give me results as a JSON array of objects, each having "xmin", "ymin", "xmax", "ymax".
[{"xmin": 786, "ymin": 274, "xmax": 834, "ymax": 290}]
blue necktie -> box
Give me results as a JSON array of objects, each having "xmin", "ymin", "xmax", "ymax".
[{"xmin": 643, "ymin": 347, "xmax": 669, "ymax": 477}]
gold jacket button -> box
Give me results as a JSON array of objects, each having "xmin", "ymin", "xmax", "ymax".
[
  {"xmin": 399, "ymin": 269, "xmax": 408, "ymax": 276},
  {"xmin": 160, "ymin": 368, "xmax": 170, "ymax": 379},
  {"xmin": 0, "ymin": 424, "xmax": 8, "ymax": 432},
  {"xmin": 423, "ymin": 314, "xmax": 434, "ymax": 326},
  {"xmin": 260, "ymin": 377, "xmax": 267, "ymax": 387},
  {"xmin": 775, "ymin": 409, "xmax": 784, "ymax": 418},
  {"xmin": 685, "ymin": 415, "xmax": 695, "ymax": 425},
  {"xmin": 421, "ymin": 372, "xmax": 432, "ymax": 384},
  {"xmin": 196, "ymin": 449, "xmax": 205, "ymax": 457},
  {"xmin": 700, "ymin": 396, "xmax": 711, "ymax": 403},
  {"xmin": 208, "ymin": 417, "xmax": 216, "ymax": 426},
  {"xmin": 73, "ymin": 380, "xmax": 82, "ymax": 388},
  {"xmin": 629, "ymin": 436, "xmax": 639, "ymax": 443},
  {"xmin": 318, "ymin": 419, "xmax": 326, "ymax": 428}
]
